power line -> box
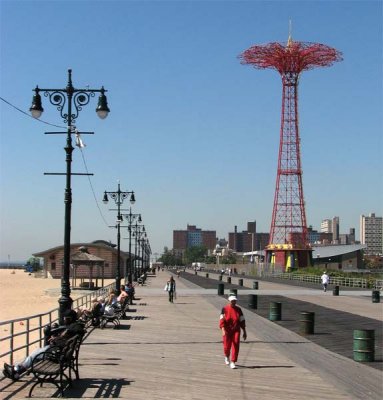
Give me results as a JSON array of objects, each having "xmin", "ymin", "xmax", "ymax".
[
  {"xmin": 0, "ymin": 96, "xmax": 66, "ymax": 128},
  {"xmin": 1, "ymin": 95, "xmax": 110, "ymax": 229},
  {"xmin": 78, "ymin": 147, "xmax": 110, "ymax": 228}
]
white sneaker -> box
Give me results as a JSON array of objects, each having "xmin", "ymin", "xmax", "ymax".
[
  {"xmin": 230, "ymin": 362, "xmax": 236, "ymax": 369},
  {"xmin": 224, "ymin": 357, "xmax": 230, "ymax": 365}
]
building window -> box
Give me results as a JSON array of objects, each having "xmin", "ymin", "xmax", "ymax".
[{"xmin": 51, "ymin": 262, "xmax": 56, "ymax": 270}]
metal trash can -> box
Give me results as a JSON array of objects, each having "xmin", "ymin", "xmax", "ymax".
[
  {"xmin": 227, "ymin": 277, "xmax": 231, "ymax": 284},
  {"xmin": 206, "ymin": 273, "xmax": 209, "ymax": 279},
  {"xmin": 248, "ymin": 294, "xmax": 258, "ymax": 309},
  {"xmin": 300, "ymin": 311, "xmax": 315, "ymax": 335},
  {"xmin": 333, "ymin": 285, "xmax": 339, "ymax": 296},
  {"xmin": 238, "ymin": 278, "xmax": 243, "ymax": 286},
  {"xmin": 353, "ymin": 329, "xmax": 375, "ymax": 362},
  {"xmin": 372, "ymin": 290, "xmax": 380, "ymax": 303},
  {"xmin": 218, "ymin": 283, "xmax": 224, "ymax": 296},
  {"xmin": 269, "ymin": 302, "xmax": 282, "ymax": 321},
  {"xmin": 253, "ymin": 281, "xmax": 259, "ymax": 290},
  {"xmin": 218, "ymin": 274, "xmax": 223, "ymax": 281}
]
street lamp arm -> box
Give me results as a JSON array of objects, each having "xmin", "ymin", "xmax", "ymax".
[{"xmin": 30, "ymin": 69, "xmax": 109, "ymax": 123}]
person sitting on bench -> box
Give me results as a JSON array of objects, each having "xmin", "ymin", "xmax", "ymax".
[{"xmin": 3, "ymin": 310, "xmax": 84, "ymax": 381}]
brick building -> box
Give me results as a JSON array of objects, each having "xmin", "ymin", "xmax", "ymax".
[
  {"xmin": 173, "ymin": 225, "xmax": 217, "ymax": 252},
  {"xmin": 228, "ymin": 221, "xmax": 269, "ymax": 252},
  {"xmin": 33, "ymin": 240, "xmax": 132, "ymax": 280}
]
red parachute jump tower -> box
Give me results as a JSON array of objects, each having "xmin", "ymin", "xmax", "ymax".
[{"xmin": 240, "ymin": 35, "xmax": 342, "ymax": 270}]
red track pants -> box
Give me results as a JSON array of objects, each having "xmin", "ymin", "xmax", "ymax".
[{"xmin": 223, "ymin": 330, "xmax": 241, "ymax": 362}]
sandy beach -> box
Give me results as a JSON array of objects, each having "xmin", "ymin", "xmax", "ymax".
[
  {"xmin": 0, "ymin": 269, "xmax": 113, "ymax": 321},
  {"xmin": 0, "ymin": 269, "xmax": 115, "ymax": 364}
]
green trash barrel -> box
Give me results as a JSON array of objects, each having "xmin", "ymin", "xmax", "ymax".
[
  {"xmin": 353, "ymin": 329, "xmax": 375, "ymax": 362},
  {"xmin": 300, "ymin": 311, "xmax": 315, "ymax": 335},
  {"xmin": 218, "ymin": 283, "xmax": 224, "ymax": 296},
  {"xmin": 248, "ymin": 294, "xmax": 258, "ymax": 309},
  {"xmin": 253, "ymin": 281, "xmax": 259, "ymax": 290},
  {"xmin": 231, "ymin": 289, "xmax": 237, "ymax": 297},
  {"xmin": 238, "ymin": 278, "xmax": 243, "ymax": 286},
  {"xmin": 227, "ymin": 277, "xmax": 231, "ymax": 284},
  {"xmin": 206, "ymin": 273, "xmax": 209, "ymax": 278},
  {"xmin": 372, "ymin": 290, "xmax": 380, "ymax": 303},
  {"xmin": 269, "ymin": 302, "xmax": 282, "ymax": 321},
  {"xmin": 333, "ymin": 285, "xmax": 339, "ymax": 296}
]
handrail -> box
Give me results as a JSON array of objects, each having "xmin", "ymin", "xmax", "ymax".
[{"xmin": 0, "ymin": 282, "xmax": 115, "ymax": 365}]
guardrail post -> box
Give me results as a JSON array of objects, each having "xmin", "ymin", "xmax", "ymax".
[
  {"xmin": 372, "ymin": 290, "xmax": 380, "ymax": 303},
  {"xmin": 300, "ymin": 311, "xmax": 315, "ymax": 335},
  {"xmin": 269, "ymin": 302, "xmax": 282, "ymax": 321},
  {"xmin": 353, "ymin": 329, "xmax": 375, "ymax": 362},
  {"xmin": 248, "ymin": 294, "xmax": 258, "ymax": 309}
]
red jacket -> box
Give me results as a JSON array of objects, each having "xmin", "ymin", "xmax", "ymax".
[{"xmin": 219, "ymin": 304, "xmax": 246, "ymax": 334}]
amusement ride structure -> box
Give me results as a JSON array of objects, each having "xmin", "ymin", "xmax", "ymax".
[{"xmin": 240, "ymin": 33, "xmax": 342, "ymax": 269}]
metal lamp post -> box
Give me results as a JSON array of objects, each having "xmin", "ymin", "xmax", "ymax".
[
  {"xmin": 248, "ymin": 232, "xmax": 255, "ymax": 263},
  {"xmin": 132, "ymin": 223, "xmax": 145, "ymax": 281},
  {"xmin": 103, "ymin": 182, "xmax": 135, "ymax": 292},
  {"xmin": 121, "ymin": 208, "xmax": 141, "ymax": 283},
  {"xmin": 30, "ymin": 69, "xmax": 110, "ymax": 323}
]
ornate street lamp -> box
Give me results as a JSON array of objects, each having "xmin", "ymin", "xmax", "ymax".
[
  {"xmin": 103, "ymin": 181, "xmax": 135, "ymax": 292},
  {"xmin": 132, "ymin": 223, "xmax": 145, "ymax": 281},
  {"xmin": 30, "ymin": 69, "xmax": 109, "ymax": 323},
  {"xmin": 121, "ymin": 208, "xmax": 141, "ymax": 283}
]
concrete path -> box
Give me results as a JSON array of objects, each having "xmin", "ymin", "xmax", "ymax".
[{"xmin": 1, "ymin": 270, "xmax": 382, "ymax": 399}]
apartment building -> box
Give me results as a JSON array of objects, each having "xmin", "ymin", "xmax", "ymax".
[
  {"xmin": 173, "ymin": 224, "xmax": 217, "ymax": 252},
  {"xmin": 360, "ymin": 213, "xmax": 383, "ymax": 255}
]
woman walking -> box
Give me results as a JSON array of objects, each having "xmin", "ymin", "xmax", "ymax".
[{"xmin": 165, "ymin": 276, "xmax": 176, "ymax": 303}]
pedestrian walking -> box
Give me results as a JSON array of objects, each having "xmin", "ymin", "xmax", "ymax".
[
  {"xmin": 164, "ymin": 276, "xmax": 176, "ymax": 303},
  {"xmin": 321, "ymin": 271, "xmax": 330, "ymax": 292},
  {"xmin": 219, "ymin": 293, "xmax": 247, "ymax": 369}
]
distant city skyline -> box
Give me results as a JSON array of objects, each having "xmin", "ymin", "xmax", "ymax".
[{"xmin": 1, "ymin": 1, "xmax": 382, "ymax": 262}]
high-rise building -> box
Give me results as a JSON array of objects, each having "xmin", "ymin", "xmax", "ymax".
[
  {"xmin": 321, "ymin": 219, "xmax": 332, "ymax": 233},
  {"xmin": 360, "ymin": 213, "xmax": 383, "ymax": 255},
  {"xmin": 332, "ymin": 216, "xmax": 340, "ymax": 243},
  {"xmin": 173, "ymin": 224, "xmax": 217, "ymax": 252},
  {"xmin": 321, "ymin": 217, "xmax": 339, "ymax": 244}
]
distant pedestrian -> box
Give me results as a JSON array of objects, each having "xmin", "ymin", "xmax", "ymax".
[
  {"xmin": 219, "ymin": 294, "xmax": 247, "ymax": 369},
  {"xmin": 164, "ymin": 276, "xmax": 176, "ymax": 303},
  {"xmin": 321, "ymin": 271, "xmax": 330, "ymax": 292}
]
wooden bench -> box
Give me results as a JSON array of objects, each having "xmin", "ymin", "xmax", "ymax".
[
  {"xmin": 28, "ymin": 334, "xmax": 81, "ymax": 397},
  {"xmin": 99, "ymin": 297, "xmax": 130, "ymax": 329}
]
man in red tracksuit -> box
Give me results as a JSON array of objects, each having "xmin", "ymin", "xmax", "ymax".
[{"xmin": 219, "ymin": 294, "xmax": 247, "ymax": 369}]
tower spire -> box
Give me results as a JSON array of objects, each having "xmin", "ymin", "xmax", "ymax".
[{"xmin": 287, "ymin": 19, "xmax": 293, "ymax": 47}]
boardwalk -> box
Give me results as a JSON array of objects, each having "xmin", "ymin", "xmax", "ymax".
[{"xmin": 1, "ymin": 270, "xmax": 382, "ymax": 399}]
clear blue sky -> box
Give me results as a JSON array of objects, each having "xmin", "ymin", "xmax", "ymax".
[{"xmin": 1, "ymin": 0, "xmax": 382, "ymax": 262}]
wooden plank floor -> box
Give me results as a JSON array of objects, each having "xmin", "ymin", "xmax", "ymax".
[
  {"xmin": 181, "ymin": 271, "xmax": 383, "ymax": 370},
  {"xmin": 1, "ymin": 270, "xmax": 382, "ymax": 399}
]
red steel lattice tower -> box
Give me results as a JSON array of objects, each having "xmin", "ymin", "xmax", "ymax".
[{"xmin": 240, "ymin": 36, "xmax": 342, "ymax": 269}]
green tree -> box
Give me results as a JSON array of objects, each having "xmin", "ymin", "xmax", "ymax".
[
  {"xmin": 26, "ymin": 256, "xmax": 41, "ymax": 271},
  {"xmin": 221, "ymin": 253, "xmax": 237, "ymax": 264},
  {"xmin": 158, "ymin": 248, "xmax": 183, "ymax": 266},
  {"xmin": 184, "ymin": 246, "xmax": 208, "ymax": 264}
]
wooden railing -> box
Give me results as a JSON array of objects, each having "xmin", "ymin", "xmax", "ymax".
[{"xmin": 0, "ymin": 283, "xmax": 114, "ymax": 365}]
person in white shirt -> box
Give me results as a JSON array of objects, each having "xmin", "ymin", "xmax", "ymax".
[{"xmin": 321, "ymin": 271, "xmax": 330, "ymax": 292}]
